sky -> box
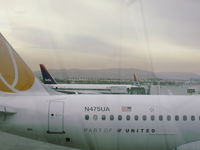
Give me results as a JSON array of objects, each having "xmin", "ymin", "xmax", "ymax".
[{"xmin": 0, "ymin": 0, "xmax": 200, "ymax": 74}]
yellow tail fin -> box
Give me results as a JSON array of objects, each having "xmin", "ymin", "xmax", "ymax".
[{"xmin": 0, "ymin": 33, "xmax": 35, "ymax": 93}]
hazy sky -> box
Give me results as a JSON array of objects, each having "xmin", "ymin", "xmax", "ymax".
[{"xmin": 0, "ymin": 0, "xmax": 200, "ymax": 74}]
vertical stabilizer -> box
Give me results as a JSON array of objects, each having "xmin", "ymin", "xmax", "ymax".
[
  {"xmin": 133, "ymin": 74, "xmax": 137, "ymax": 82},
  {"xmin": 39, "ymin": 64, "xmax": 57, "ymax": 84},
  {"xmin": 0, "ymin": 33, "xmax": 49, "ymax": 95}
]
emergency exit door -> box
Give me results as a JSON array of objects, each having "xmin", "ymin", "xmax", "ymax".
[{"xmin": 47, "ymin": 101, "xmax": 65, "ymax": 134}]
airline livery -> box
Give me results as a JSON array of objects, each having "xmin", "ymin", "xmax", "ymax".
[
  {"xmin": 40, "ymin": 64, "xmax": 57, "ymax": 84},
  {"xmin": 0, "ymin": 33, "xmax": 200, "ymax": 150}
]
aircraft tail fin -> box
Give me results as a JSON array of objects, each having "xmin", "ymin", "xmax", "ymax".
[
  {"xmin": 133, "ymin": 74, "xmax": 137, "ymax": 82},
  {"xmin": 39, "ymin": 64, "xmax": 57, "ymax": 84},
  {"xmin": 0, "ymin": 33, "xmax": 51, "ymax": 95}
]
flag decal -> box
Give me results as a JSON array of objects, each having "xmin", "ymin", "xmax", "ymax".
[{"xmin": 121, "ymin": 106, "xmax": 132, "ymax": 112}]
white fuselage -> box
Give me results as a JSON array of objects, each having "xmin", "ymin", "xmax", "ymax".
[{"xmin": 0, "ymin": 95, "xmax": 200, "ymax": 150}]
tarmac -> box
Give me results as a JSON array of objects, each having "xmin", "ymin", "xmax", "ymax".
[
  {"xmin": 1, "ymin": 131, "xmax": 200, "ymax": 150},
  {"xmin": 0, "ymin": 131, "xmax": 67, "ymax": 150}
]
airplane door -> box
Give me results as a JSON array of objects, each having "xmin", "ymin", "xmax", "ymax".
[{"xmin": 47, "ymin": 101, "xmax": 65, "ymax": 134}]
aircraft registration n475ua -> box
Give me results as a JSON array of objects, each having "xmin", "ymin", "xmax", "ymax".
[{"xmin": 0, "ymin": 33, "xmax": 200, "ymax": 150}]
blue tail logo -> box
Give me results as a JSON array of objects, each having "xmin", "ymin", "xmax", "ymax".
[{"xmin": 39, "ymin": 64, "xmax": 56, "ymax": 84}]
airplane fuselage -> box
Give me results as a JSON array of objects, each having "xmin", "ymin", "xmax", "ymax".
[
  {"xmin": 0, "ymin": 95, "xmax": 200, "ymax": 150},
  {"xmin": 49, "ymin": 84, "xmax": 136, "ymax": 94}
]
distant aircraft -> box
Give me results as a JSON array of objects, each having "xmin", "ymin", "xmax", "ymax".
[
  {"xmin": 133, "ymin": 73, "xmax": 137, "ymax": 82},
  {"xmin": 39, "ymin": 64, "xmax": 135, "ymax": 94},
  {"xmin": 1, "ymin": 33, "xmax": 200, "ymax": 150}
]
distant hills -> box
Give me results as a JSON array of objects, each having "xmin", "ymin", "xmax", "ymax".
[
  {"xmin": 34, "ymin": 68, "xmax": 200, "ymax": 80},
  {"xmin": 156, "ymin": 72, "xmax": 200, "ymax": 80}
]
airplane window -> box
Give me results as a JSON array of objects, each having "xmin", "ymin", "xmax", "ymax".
[
  {"xmin": 134, "ymin": 115, "xmax": 139, "ymax": 121},
  {"xmin": 191, "ymin": 115, "xmax": 195, "ymax": 121},
  {"xmin": 102, "ymin": 115, "xmax": 106, "ymax": 120},
  {"xmin": 150, "ymin": 115, "xmax": 155, "ymax": 121},
  {"xmin": 142, "ymin": 115, "xmax": 147, "ymax": 121},
  {"xmin": 126, "ymin": 115, "xmax": 130, "ymax": 120},
  {"xmin": 183, "ymin": 115, "xmax": 187, "ymax": 121},
  {"xmin": 110, "ymin": 115, "xmax": 114, "ymax": 120},
  {"xmin": 167, "ymin": 115, "xmax": 171, "ymax": 121},
  {"xmin": 93, "ymin": 114, "xmax": 98, "ymax": 120},
  {"xmin": 65, "ymin": 137, "xmax": 71, "ymax": 142},
  {"xmin": 118, "ymin": 115, "xmax": 122, "ymax": 120},
  {"xmin": 159, "ymin": 115, "xmax": 163, "ymax": 121},
  {"xmin": 175, "ymin": 115, "xmax": 179, "ymax": 121},
  {"xmin": 85, "ymin": 115, "xmax": 89, "ymax": 120}
]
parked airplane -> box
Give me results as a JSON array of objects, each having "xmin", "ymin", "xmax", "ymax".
[
  {"xmin": 39, "ymin": 64, "xmax": 141, "ymax": 94},
  {"xmin": 1, "ymin": 33, "xmax": 200, "ymax": 150}
]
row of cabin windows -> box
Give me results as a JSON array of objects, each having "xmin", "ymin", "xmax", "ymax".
[{"xmin": 85, "ymin": 114, "xmax": 198, "ymax": 121}]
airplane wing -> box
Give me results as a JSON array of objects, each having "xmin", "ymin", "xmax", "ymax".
[
  {"xmin": 0, "ymin": 105, "xmax": 16, "ymax": 114},
  {"xmin": 0, "ymin": 131, "xmax": 82, "ymax": 150}
]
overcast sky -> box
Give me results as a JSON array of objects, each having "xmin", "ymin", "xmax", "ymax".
[{"xmin": 0, "ymin": 0, "xmax": 200, "ymax": 74}]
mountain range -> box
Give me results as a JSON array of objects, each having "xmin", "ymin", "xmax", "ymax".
[{"xmin": 34, "ymin": 68, "xmax": 200, "ymax": 80}]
